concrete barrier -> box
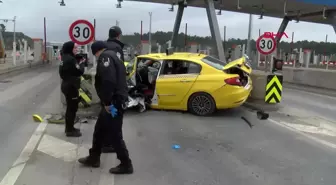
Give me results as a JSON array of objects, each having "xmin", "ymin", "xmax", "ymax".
[
  {"xmin": 282, "ymin": 67, "xmax": 336, "ymax": 90},
  {"xmin": 245, "ymin": 70, "xmax": 282, "ymax": 111}
]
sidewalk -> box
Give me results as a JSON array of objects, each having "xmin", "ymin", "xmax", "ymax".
[
  {"xmin": 0, "ymin": 59, "xmax": 44, "ymax": 76},
  {"xmin": 0, "ymin": 85, "xmax": 116, "ymax": 185}
]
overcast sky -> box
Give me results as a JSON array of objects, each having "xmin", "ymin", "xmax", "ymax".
[{"xmin": 1, "ymin": 0, "xmax": 336, "ymax": 43}]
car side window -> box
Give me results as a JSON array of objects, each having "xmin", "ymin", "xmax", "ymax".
[{"xmin": 160, "ymin": 60, "xmax": 201, "ymax": 75}]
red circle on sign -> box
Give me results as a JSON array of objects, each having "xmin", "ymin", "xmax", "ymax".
[
  {"xmin": 256, "ymin": 34, "xmax": 276, "ymax": 55},
  {"xmin": 69, "ymin": 20, "xmax": 95, "ymax": 45}
]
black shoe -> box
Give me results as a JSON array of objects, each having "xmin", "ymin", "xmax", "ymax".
[
  {"xmin": 78, "ymin": 156, "xmax": 100, "ymax": 168},
  {"xmin": 109, "ymin": 163, "xmax": 134, "ymax": 174},
  {"xmin": 102, "ymin": 146, "xmax": 116, "ymax": 153},
  {"xmin": 65, "ymin": 130, "xmax": 82, "ymax": 137}
]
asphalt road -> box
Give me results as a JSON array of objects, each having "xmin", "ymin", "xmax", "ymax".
[
  {"xmin": 282, "ymin": 86, "xmax": 336, "ymax": 121},
  {"xmin": 0, "ymin": 65, "xmax": 336, "ymax": 185}
]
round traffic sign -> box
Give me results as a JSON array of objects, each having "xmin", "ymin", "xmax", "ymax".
[
  {"xmin": 69, "ymin": 20, "xmax": 95, "ymax": 45},
  {"xmin": 256, "ymin": 34, "xmax": 276, "ymax": 55}
]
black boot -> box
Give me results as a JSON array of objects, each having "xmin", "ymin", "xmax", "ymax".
[
  {"xmin": 102, "ymin": 146, "xmax": 116, "ymax": 153},
  {"xmin": 109, "ymin": 162, "xmax": 133, "ymax": 174},
  {"xmin": 78, "ymin": 156, "xmax": 100, "ymax": 168},
  {"xmin": 65, "ymin": 129, "xmax": 82, "ymax": 137}
]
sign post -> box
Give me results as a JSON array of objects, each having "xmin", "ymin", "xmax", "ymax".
[
  {"xmin": 69, "ymin": 20, "xmax": 95, "ymax": 46},
  {"xmin": 256, "ymin": 34, "xmax": 276, "ymax": 72}
]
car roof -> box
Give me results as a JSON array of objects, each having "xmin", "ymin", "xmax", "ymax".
[{"xmin": 137, "ymin": 52, "xmax": 208, "ymax": 61}]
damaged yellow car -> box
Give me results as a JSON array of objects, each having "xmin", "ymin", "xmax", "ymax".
[{"xmin": 126, "ymin": 50, "xmax": 252, "ymax": 116}]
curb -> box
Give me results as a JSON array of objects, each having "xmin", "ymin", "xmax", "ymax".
[
  {"xmin": 243, "ymin": 100, "xmax": 282, "ymax": 112},
  {"xmin": 0, "ymin": 62, "xmax": 45, "ymax": 76}
]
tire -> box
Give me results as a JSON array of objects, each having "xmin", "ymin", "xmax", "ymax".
[{"xmin": 187, "ymin": 92, "xmax": 216, "ymax": 116}]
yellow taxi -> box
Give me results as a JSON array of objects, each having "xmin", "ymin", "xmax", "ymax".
[{"xmin": 125, "ymin": 50, "xmax": 252, "ymax": 116}]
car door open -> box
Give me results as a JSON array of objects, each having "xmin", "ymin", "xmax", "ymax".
[{"xmin": 155, "ymin": 60, "xmax": 201, "ymax": 107}]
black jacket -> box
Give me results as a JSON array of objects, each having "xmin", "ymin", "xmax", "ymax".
[
  {"xmin": 59, "ymin": 41, "xmax": 85, "ymax": 90},
  {"xmin": 105, "ymin": 38, "xmax": 125, "ymax": 62},
  {"xmin": 94, "ymin": 49, "xmax": 128, "ymax": 106}
]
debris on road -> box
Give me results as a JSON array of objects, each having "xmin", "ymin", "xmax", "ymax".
[
  {"xmin": 241, "ymin": 116, "xmax": 253, "ymax": 128},
  {"xmin": 172, "ymin": 144, "xmax": 181, "ymax": 149},
  {"xmin": 257, "ymin": 111, "xmax": 269, "ymax": 120}
]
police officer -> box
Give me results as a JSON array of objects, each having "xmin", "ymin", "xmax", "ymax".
[
  {"xmin": 101, "ymin": 25, "xmax": 126, "ymax": 153},
  {"xmin": 78, "ymin": 41, "xmax": 133, "ymax": 174},
  {"xmin": 59, "ymin": 41, "xmax": 85, "ymax": 137},
  {"xmin": 106, "ymin": 26, "xmax": 125, "ymax": 62}
]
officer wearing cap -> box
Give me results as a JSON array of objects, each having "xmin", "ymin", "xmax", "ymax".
[
  {"xmin": 78, "ymin": 41, "xmax": 133, "ymax": 175},
  {"xmin": 102, "ymin": 25, "xmax": 125, "ymax": 153},
  {"xmin": 106, "ymin": 26, "xmax": 125, "ymax": 62}
]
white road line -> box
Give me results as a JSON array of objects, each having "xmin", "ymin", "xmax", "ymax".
[
  {"xmin": 37, "ymin": 134, "xmax": 88, "ymax": 162},
  {"xmin": 0, "ymin": 122, "xmax": 48, "ymax": 185},
  {"xmin": 285, "ymin": 87, "xmax": 336, "ymax": 101},
  {"xmin": 268, "ymin": 118, "xmax": 336, "ymax": 149}
]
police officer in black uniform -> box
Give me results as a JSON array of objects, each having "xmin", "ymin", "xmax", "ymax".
[
  {"xmin": 59, "ymin": 41, "xmax": 85, "ymax": 137},
  {"xmin": 78, "ymin": 41, "xmax": 133, "ymax": 174},
  {"xmin": 106, "ymin": 26, "xmax": 125, "ymax": 62},
  {"xmin": 101, "ymin": 26, "xmax": 125, "ymax": 153}
]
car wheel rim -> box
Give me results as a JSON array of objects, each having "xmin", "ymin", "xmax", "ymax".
[{"xmin": 191, "ymin": 95, "xmax": 212, "ymax": 115}]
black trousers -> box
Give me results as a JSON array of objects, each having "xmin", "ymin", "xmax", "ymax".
[
  {"xmin": 89, "ymin": 105, "xmax": 131, "ymax": 164},
  {"xmin": 61, "ymin": 83, "xmax": 79, "ymax": 132}
]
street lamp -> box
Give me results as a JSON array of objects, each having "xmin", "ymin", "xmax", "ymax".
[{"xmin": 59, "ymin": 0, "xmax": 65, "ymax": 6}]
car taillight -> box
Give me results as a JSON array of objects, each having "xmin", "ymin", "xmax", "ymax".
[{"xmin": 225, "ymin": 77, "xmax": 242, "ymax": 86}]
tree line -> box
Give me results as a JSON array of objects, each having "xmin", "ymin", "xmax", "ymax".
[{"xmin": 1, "ymin": 27, "xmax": 336, "ymax": 55}]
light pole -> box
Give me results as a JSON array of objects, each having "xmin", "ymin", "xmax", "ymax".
[
  {"xmin": 148, "ymin": 12, "xmax": 152, "ymax": 53},
  {"xmin": 0, "ymin": 16, "xmax": 16, "ymax": 65}
]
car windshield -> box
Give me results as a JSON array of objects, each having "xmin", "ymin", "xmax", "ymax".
[{"xmin": 201, "ymin": 56, "xmax": 226, "ymax": 70}]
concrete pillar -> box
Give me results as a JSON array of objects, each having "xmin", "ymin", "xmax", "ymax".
[
  {"xmin": 23, "ymin": 40, "xmax": 27, "ymax": 64},
  {"xmin": 171, "ymin": 3, "xmax": 185, "ymax": 48},
  {"xmin": 204, "ymin": 0, "xmax": 226, "ymax": 62}
]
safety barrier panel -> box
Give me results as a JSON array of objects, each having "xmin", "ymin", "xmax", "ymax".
[{"xmin": 265, "ymin": 75, "xmax": 283, "ymax": 104}]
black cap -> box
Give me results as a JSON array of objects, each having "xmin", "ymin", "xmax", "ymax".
[
  {"xmin": 91, "ymin": 41, "xmax": 107, "ymax": 55},
  {"xmin": 109, "ymin": 26, "xmax": 122, "ymax": 38}
]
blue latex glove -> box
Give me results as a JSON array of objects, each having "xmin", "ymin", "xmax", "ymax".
[{"xmin": 109, "ymin": 104, "xmax": 118, "ymax": 117}]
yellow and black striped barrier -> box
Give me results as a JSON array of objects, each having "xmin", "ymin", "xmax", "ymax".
[{"xmin": 265, "ymin": 75, "xmax": 283, "ymax": 104}]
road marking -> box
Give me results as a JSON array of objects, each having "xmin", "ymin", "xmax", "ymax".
[
  {"xmin": 37, "ymin": 134, "xmax": 88, "ymax": 162},
  {"xmin": 268, "ymin": 118, "xmax": 336, "ymax": 149},
  {"xmin": 0, "ymin": 122, "xmax": 48, "ymax": 185},
  {"xmin": 285, "ymin": 87, "xmax": 336, "ymax": 101}
]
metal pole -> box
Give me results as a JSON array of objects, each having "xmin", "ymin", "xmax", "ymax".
[
  {"xmin": 246, "ymin": 14, "xmax": 252, "ymax": 57},
  {"xmin": 140, "ymin": 20, "xmax": 143, "ymax": 41},
  {"xmin": 12, "ymin": 16, "xmax": 16, "ymax": 66},
  {"xmin": 223, "ymin": 26, "xmax": 226, "ymax": 52},
  {"xmin": 325, "ymin": 34, "xmax": 328, "ymax": 70},
  {"xmin": 44, "ymin": 17, "xmax": 47, "ymax": 63},
  {"xmin": 148, "ymin": 12, "xmax": 152, "ymax": 53},
  {"xmin": 184, "ymin": 23, "xmax": 187, "ymax": 50},
  {"xmin": 93, "ymin": 19, "xmax": 96, "ymax": 41}
]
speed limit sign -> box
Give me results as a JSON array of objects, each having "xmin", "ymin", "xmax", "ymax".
[
  {"xmin": 256, "ymin": 34, "xmax": 276, "ymax": 55},
  {"xmin": 69, "ymin": 20, "xmax": 95, "ymax": 45}
]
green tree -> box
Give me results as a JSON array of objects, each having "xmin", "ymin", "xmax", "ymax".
[{"xmin": 0, "ymin": 24, "xmax": 5, "ymax": 32}]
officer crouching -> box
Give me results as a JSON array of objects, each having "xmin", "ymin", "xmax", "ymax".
[{"xmin": 78, "ymin": 41, "xmax": 133, "ymax": 174}]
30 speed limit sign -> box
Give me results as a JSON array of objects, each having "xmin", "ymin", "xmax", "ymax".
[
  {"xmin": 256, "ymin": 34, "xmax": 276, "ymax": 55},
  {"xmin": 69, "ymin": 20, "xmax": 95, "ymax": 45}
]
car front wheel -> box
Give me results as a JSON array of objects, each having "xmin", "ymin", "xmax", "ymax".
[{"xmin": 188, "ymin": 92, "xmax": 216, "ymax": 116}]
